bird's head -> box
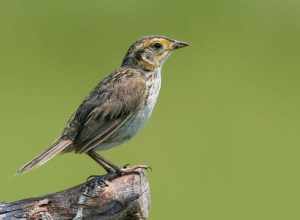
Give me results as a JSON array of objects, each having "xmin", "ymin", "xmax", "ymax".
[{"xmin": 122, "ymin": 35, "xmax": 189, "ymax": 71}]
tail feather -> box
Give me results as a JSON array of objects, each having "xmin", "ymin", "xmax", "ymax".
[{"xmin": 17, "ymin": 139, "xmax": 72, "ymax": 174}]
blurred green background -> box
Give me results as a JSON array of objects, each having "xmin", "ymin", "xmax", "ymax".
[{"xmin": 1, "ymin": 0, "xmax": 300, "ymax": 219}]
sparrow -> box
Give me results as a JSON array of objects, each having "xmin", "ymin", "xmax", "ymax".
[{"xmin": 18, "ymin": 35, "xmax": 189, "ymax": 175}]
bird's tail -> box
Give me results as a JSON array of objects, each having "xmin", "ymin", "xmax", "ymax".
[{"xmin": 17, "ymin": 139, "xmax": 72, "ymax": 174}]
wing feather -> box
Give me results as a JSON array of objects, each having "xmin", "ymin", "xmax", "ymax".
[{"xmin": 62, "ymin": 68, "xmax": 147, "ymax": 153}]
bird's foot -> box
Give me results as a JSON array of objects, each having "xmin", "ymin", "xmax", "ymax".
[
  {"xmin": 118, "ymin": 164, "xmax": 152, "ymax": 175},
  {"xmin": 88, "ymin": 165, "xmax": 151, "ymax": 182}
]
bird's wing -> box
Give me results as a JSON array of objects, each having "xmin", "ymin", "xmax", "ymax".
[{"xmin": 63, "ymin": 68, "xmax": 147, "ymax": 154}]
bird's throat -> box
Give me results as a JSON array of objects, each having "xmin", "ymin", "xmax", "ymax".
[{"xmin": 139, "ymin": 57, "xmax": 156, "ymax": 71}]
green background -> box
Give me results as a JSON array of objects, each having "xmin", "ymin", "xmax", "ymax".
[{"xmin": 1, "ymin": 0, "xmax": 300, "ymax": 219}]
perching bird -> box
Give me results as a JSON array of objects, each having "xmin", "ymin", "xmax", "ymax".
[{"xmin": 18, "ymin": 35, "xmax": 189, "ymax": 175}]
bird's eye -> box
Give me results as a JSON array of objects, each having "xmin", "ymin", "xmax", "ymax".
[{"xmin": 152, "ymin": 42, "xmax": 163, "ymax": 50}]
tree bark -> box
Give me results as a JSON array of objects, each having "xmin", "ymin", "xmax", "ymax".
[{"xmin": 0, "ymin": 168, "xmax": 150, "ymax": 220}]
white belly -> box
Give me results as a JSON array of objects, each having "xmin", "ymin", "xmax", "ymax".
[{"xmin": 97, "ymin": 69, "xmax": 162, "ymax": 150}]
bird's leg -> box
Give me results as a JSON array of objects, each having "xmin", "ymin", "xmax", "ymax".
[
  {"xmin": 87, "ymin": 151, "xmax": 151, "ymax": 179},
  {"xmin": 87, "ymin": 151, "xmax": 120, "ymax": 174}
]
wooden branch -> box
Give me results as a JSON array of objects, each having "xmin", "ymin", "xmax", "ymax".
[{"xmin": 0, "ymin": 168, "xmax": 150, "ymax": 220}]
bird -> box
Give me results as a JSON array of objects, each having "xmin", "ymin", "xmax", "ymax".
[{"xmin": 18, "ymin": 35, "xmax": 189, "ymax": 175}]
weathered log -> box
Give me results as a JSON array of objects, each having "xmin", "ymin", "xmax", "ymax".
[{"xmin": 0, "ymin": 168, "xmax": 150, "ymax": 220}]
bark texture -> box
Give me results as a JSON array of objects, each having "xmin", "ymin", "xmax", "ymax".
[{"xmin": 0, "ymin": 169, "xmax": 150, "ymax": 220}]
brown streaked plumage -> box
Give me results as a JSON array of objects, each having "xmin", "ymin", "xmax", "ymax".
[{"xmin": 18, "ymin": 35, "xmax": 189, "ymax": 174}]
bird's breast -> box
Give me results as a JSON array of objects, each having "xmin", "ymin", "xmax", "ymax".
[
  {"xmin": 129, "ymin": 69, "xmax": 162, "ymax": 130},
  {"xmin": 96, "ymin": 70, "xmax": 161, "ymax": 151},
  {"xmin": 119, "ymin": 69, "xmax": 162, "ymax": 138}
]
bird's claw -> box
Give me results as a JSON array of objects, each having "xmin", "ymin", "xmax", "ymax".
[
  {"xmin": 122, "ymin": 163, "xmax": 130, "ymax": 169},
  {"xmin": 118, "ymin": 164, "xmax": 152, "ymax": 175}
]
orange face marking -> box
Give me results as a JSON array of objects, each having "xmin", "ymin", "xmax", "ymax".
[{"xmin": 143, "ymin": 38, "xmax": 173, "ymax": 50}]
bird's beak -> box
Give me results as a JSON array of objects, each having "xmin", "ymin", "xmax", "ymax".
[{"xmin": 172, "ymin": 40, "xmax": 190, "ymax": 50}]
